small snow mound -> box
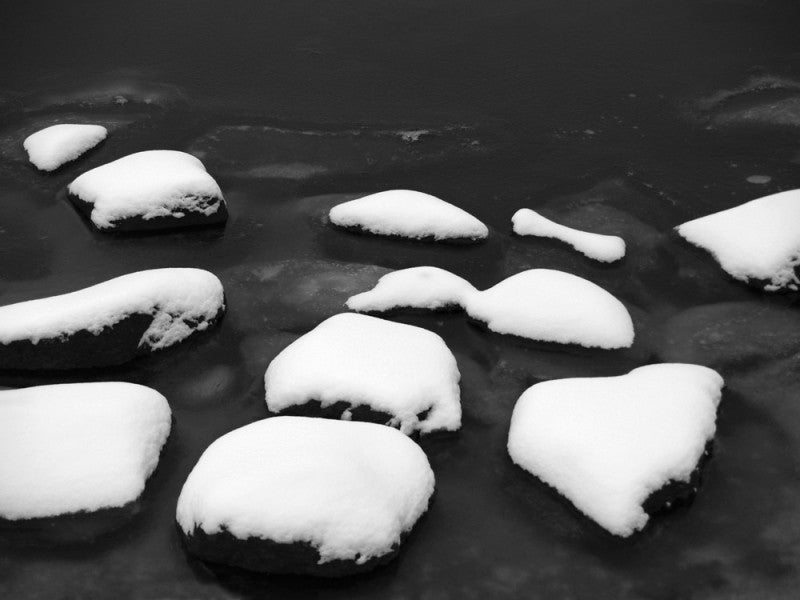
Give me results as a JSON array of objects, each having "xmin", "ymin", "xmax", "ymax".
[
  {"xmin": 176, "ymin": 416, "xmax": 434, "ymax": 569},
  {"xmin": 264, "ymin": 313, "xmax": 461, "ymax": 434},
  {"xmin": 512, "ymin": 208, "xmax": 626, "ymax": 263},
  {"xmin": 0, "ymin": 268, "xmax": 225, "ymax": 349},
  {"xmin": 0, "ymin": 382, "xmax": 171, "ymax": 520},
  {"xmin": 508, "ymin": 364, "xmax": 724, "ymax": 536},
  {"xmin": 329, "ymin": 190, "xmax": 488, "ymax": 242},
  {"xmin": 23, "ymin": 124, "xmax": 107, "ymax": 171},
  {"xmin": 347, "ymin": 267, "xmax": 476, "ymax": 312},
  {"xmin": 676, "ymin": 189, "xmax": 800, "ymax": 291},
  {"xmin": 348, "ymin": 268, "xmax": 634, "ymax": 349},
  {"xmin": 68, "ymin": 150, "xmax": 226, "ymax": 230}
]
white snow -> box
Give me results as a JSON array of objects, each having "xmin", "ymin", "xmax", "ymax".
[
  {"xmin": 346, "ymin": 266, "xmax": 476, "ymax": 312},
  {"xmin": 264, "ymin": 313, "xmax": 461, "ymax": 434},
  {"xmin": 0, "ymin": 268, "xmax": 225, "ymax": 350},
  {"xmin": 347, "ymin": 268, "xmax": 634, "ymax": 349},
  {"xmin": 176, "ymin": 416, "xmax": 434, "ymax": 565},
  {"xmin": 512, "ymin": 208, "xmax": 626, "ymax": 263},
  {"xmin": 676, "ymin": 189, "xmax": 800, "ymax": 291},
  {"xmin": 68, "ymin": 150, "xmax": 225, "ymax": 229},
  {"xmin": 0, "ymin": 382, "xmax": 171, "ymax": 520},
  {"xmin": 328, "ymin": 190, "xmax": 489, "ymax": 241},
  {"xmin": 23, "ymin": 124, "xmax": 107, "ymax": 171},
  {"xmin": 507, "ymin": 364, "xmax": 724, "ymax": 536}
]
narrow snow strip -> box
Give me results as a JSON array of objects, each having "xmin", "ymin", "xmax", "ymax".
[
  {"xmin": 512, "ymin": 208, "xmax": 626, "ymax": 262},
  {"xmin": 24, "ymin": 124, "xmax": 108, "ymax": 171},
  {"xmin": 176, "ymin": 416, "xmax": 434, "ymax": 564},
  {"xmin": 0, "ymin": 382, "xmax": 171, "ymax": 519},
  {"xmin": 0, "ymin": 268, "xmax": 225, "ymax": 350}
]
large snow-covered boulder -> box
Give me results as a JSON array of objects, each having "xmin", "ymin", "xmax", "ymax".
[
  {"xmin": 328, "ymin": 189, "xmax": 488, "ymax": 242},
  {"xmin": 176, "ymin": 416, "xmax": 434, "ymax": 576},
  {"xmin": 347, "ymin": 267, "xmax": 634, "ymax": 349},
  {"xmin": 0, "ymin": 268, "xmax": 225, "ymax": 370},
  {"xmin": 0, "ymin": 382, "xmax": 171, "ymax": 520},
  {"xmin": 264, "ymin": 313, "xmax": 461, "ymax": 434},
  {"xmin": 507, "ymin": 364, "xmax": 724, "ymax": 536},
  {"xmin": 23, "ymin": 124, "xmax": 107, "ymax": 171},
  {"xmin": 512, "ymin": 208, "xmax": 626, "ymax": 263},
  {"xmin": 676, "ymin": 189, "xmax": 800, "ymax": 291},
  {"xmin": 68, "ymin": 150, "xmax": 227, "ymax": 232}
]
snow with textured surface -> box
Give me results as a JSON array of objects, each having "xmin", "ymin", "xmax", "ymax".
[
  {"xmin": 512, "ymin": 208, "xmax": 626, "ymax": 262},
  {"xmin": 0, "ymin": 268, "xmax": 225, "ymax": 350},
  {"xmin": 329, "ymin": 190, "xmax": 488, "ymax": 241},
  {"xmin": 68, "ymin": 150, "xmax": 225, "ymax": 229},
  {"xmin": 23, "ymin": 124, "xmax": 107, "ymax": 171},
  {"xmin": 676, "ymin": 189, "xmax": 800, "ymax": 291},
  {"xmin": 348, "ymin": 267, "xmax": 634, "ymax": 349},
  {"xmin": 176, "ymin": 416, "xmax": 434, "ymax": 565},
  {"xmin": 347, "ymin": 267, "xmax": 476, "ymax": 312},
  {"xmin": 507, "ymin": 364, "xmax": 724, "ymax": 536},
  {"xmin": 265, "ymin": 313, "xmax": 461, "ymax": 434},
  {"xmin": 0, "ymin": 382, "xmax": 171, "ymax": 520}
]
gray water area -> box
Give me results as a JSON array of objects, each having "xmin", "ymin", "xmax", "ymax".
[{"xmin": 2, "ymin": 1, "xmax": 800, "ymax": 598}]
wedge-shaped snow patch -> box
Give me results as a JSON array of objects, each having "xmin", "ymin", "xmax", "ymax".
[
  {"xmin": 176, "ymin": 416, "xmax": 434, "ymax": 576},
  {"xmin": 328, "ymin": 190, "xmax": 488, "ymax": 242},
  {"xmin": 24, "ymin": 124, "xmax": 107, "ymax": 171},
  {"xmin": 264, "ymin": 313, "xmax": 461, "ymax": 434},
  {"xmin": 0, "ymin": 382, "xmax": 171, "ymax": 520},
  {"xmin": 0, "ymin": 268, "xmax": 225, "ymax": 370},
  {"xmin": 676, "ymin": 189, "xmax": 800, "ymax": 291},
  {"xmin": 348, "ymin": 268, "xmax": 634, "ymax": 349},
  {"xmin": 68, "ymin": 150, "xmax": 227, "ymax": 231},
  {"xmin": 512, "ymin": 208, "xmax": 626, "ymax": 263},
  {"xmin": 507, "ymin": 364, "xmax": 724, "ymax": 536}
]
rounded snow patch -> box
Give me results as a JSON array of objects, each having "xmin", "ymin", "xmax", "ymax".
[
  {"xmin": 507, "ymin": 364, "xmax": 724, "ymax": 536},
  {"xmin": 176, "ymin": 416, "xmax": 435, "ymax": 576},
  {"xmin": 328, "ymin": 189, "xmax": 488, "ymax": 242},
  {"xmin": 68, "ymin": 150, "xmax": 227, "ymax": 232},
  {"xmin": 24, "ymin": 124, "xmax": 107, "ymax": 171},
  {"xmin": 264, "ymin": 313, "xmax": 461, "ymax": 435},
  {"xmin": 0, "ymin": 382, "xmax": 171, "ymax": 521},
  {"xmin": 0, "ymin": 268, "xmax": 225, "ymax": 370}
]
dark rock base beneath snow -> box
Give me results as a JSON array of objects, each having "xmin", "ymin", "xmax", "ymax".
[
  {"xmin": 642, "ymin": 443, "xmax": 713, "ymax": 517},
  {"xmin": 330, "ymin": 222, "xmax": 485, "ymax": 245},
  {"xmin": 68, "ymin": 193, "xmax": 228, "ymax": 233},
  {"xmin": 180, "ymin": 527, "xmax": 403, "ymax": 577},
  {"xmin": 269, "ymin": 399, "xmax": 432, "ymax": 434}
]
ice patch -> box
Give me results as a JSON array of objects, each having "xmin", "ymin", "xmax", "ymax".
[
  {"xmin": 508, "ymin": 364, "xmax": 724, "ymax": 536},
  {"xmin": 23, "ymin": 124, "xmax": 107, "ymax": 171},
  {"xmin": 0, "ymin": 382, "xmax": 171, "ymax": 520},
  {"xmin": 512, "ymin": 208, "xmax": 626, "ymax": 262}
]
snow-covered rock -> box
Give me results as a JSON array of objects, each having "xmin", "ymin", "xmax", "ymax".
[
  {"xmin": 176, "ymin": 416, "xmax": 434, "ymax": 576},
  {"xmin": 676, "ymin": 189, "xmax": 800, "ymax": 291},
  {"xmin": 0, "ymin": 382, "xmax": 171, "ymax": 520},
  {"xmin": 264, "ymin": 313, "xmax": 461, "ymax": 434},
  {"xmin": 0, "ymin": 268, "xmax": 225, "ymax": 370},
  {"xmin": 348, "ymin": 267, "xmax": 634, "ymax": 349},
  {"xmin": 328, "ymin": 190, "xmax": 488, "ymax": 242},
  {"xmin": 507, "ymin": 364, "xmax": 724, "ymax": 536},
  {"xmin": 23, "ymin": 124, "xmax": 107, "ymax": 171},
  {"xmin": 68, "ymin": 150, "xmax": 227, "ymax": 232},
  {"xmin": 512, "ymin": 208, "xmax": 626, "ymax": 263},
  {"xmin": 347, "ymin": 266, "xmax": 476, "ymax": 312}
]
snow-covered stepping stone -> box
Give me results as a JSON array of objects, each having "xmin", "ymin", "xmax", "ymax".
[
  {"xmin": 24, "ymin": 124, "xmax": 107, "ymax": 171},
  {"xmin": 507, "ymin": 364, "xmax": 724, "ymax": 536},
  {"xmin": 264, "ymin": 312, "xmax": 461, "ymax": 434},
  {"xmin": 676, "ymin": 189, "xmax": 800, "ymax": 291},
  {"xmin": 0, "ymin": 268, "xmax": 225, "ymax": 370},
  {"xmin": 328, "ymin": 189, "xmax": 488, "ymax": 242},
  {"xmin": 0, "ymin": 382, "xmax": 171, "ymax": 521},
  {"xmin": 68, "ymin": 150, "xmax": 227, "ymax": 232},
  {"xmin": 176, "ymin": 416, "xmax": 434, "ymax": 576},
  {"xmin": 348, "ymin": 267, "xmax": 634, "ymax": 349},
  {"xmin": 512, "ymin": 208, "xmax": 626, "ymax": 263}
]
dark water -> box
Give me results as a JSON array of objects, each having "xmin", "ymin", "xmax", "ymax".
[{"xmin": 3, "ymin": 1, "xmax": 800, "ymax": 598}]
